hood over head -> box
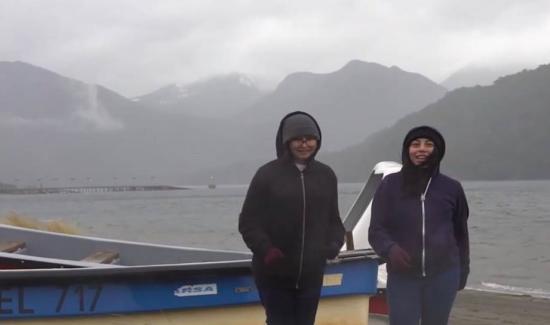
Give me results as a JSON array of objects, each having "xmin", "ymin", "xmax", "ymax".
[
  {"xmin": 402, "ymin": 125, "xmax": 445, "ymax": 166},
  {"xmin": 401, "ymin": 126, "xmax": 446, "ymax": 196},
  {"xmin": 276, "ymin": 111, "xmax": 322, "ymax": 159}
]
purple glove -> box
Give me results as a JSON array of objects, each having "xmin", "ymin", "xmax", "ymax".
[
  {"xmin": 263, "ymin": 247, "xmax": 284, "ymax": 266},
  {"xmin": 388, "ymin": 245, "xmax": 411, "ymax": 271}
]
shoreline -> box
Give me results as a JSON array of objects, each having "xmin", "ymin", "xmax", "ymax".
[{"xmin": 450, "ymin": 289, "xmax": 550, "ymax": 324}]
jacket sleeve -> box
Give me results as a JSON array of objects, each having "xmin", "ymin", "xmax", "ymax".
[
  {"xmin": 368, "ymin": 179, "xmax": 397, "ymax": 259},
  {"xmin": 238, "ymin": 169, "xmax": 272, "ymax": 258},
  {"xmin": 326, "ymin": 172, "xmax": 345, "ymax": 250},
  {"xmin": 453, "ymin": 183, "xmax": 470, "ymax": 276}
]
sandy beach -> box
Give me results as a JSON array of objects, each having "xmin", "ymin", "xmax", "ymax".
[{"xmin": 450, "ymin": 289, "xmax": 550, "ymax": 325}]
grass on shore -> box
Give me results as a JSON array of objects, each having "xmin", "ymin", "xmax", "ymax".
[{"xmin": 0, "ymin": 211, "xmax": 80, "ymax": 235}]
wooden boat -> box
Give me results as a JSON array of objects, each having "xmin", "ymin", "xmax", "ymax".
[
  {"xmin": 0, "ymin": 162, "xmax": 400, "ymax": 324},
  {"xmin": 343, "ymin": 161, "xmax": 402, "ymax": 317},
  {"xmin": 345, "ymin": 162, "xmax": 402, "ymax": 266},
  {"xmin": 0, "ymin": 225, "xmax": 378, "ymax": 324}
]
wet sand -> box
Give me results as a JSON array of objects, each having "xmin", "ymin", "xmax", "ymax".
[{"xmin": 450, "ymin": 290, "xmax": 550, "ymax": 325}]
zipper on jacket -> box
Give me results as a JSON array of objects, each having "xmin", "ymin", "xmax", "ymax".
[
  {"xmin": 420, "ymin": 177, "xmax": 433, "ymax": 277},
  {"xmin": 296, "ymin": 172, "xmax": 306, "ymax": 289}
]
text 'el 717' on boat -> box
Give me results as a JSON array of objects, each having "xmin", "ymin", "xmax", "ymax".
[{"xmin": 0, "ymin": 162, "xmax": 400, "ymax": 324}]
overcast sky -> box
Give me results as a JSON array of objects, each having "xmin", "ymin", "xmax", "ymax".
[{"xmin": 1, "ymin": 0, "xmax": 549, "ymax": 97}]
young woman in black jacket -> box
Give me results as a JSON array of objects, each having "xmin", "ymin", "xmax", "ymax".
[
  {"xmin": 239, "ymin": 111, "xmax": 345, "ymax": 325},
  {"xmin": 369, "ymin": 126, "xmax": 470, "ymax": 325}
]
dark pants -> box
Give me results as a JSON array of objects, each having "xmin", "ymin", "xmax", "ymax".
[
  {"xmin": 387, "ymin": 267, "xmax": 459, "ymax": 325},
  {"xmin": 256, "ymin": 278, "xmax": 323, "ymax": 325}
]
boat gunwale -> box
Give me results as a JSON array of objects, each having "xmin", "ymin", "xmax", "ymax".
[
  {"xmin": 0, "ymin": 257, "xmax": 253, "ymax": 281},
  {"xmin": 0, "ymin": 223, "xmax": 250, "ymax": 255},
  {"xmin": 1, "ymin": 250, "xmax": 379, "ymax": 283}
]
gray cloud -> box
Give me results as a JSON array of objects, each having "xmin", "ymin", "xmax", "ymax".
[{"xmin": 1, "ymin": 0, "xmax": 549, "ymax": 96}]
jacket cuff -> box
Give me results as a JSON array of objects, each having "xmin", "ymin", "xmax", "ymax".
[
  {"xmin": 257, "ymin": 242, "xmax": 272, "ymax": 258},
  {"xmin": 381, "ymin": 242, "xmax": 397, "ymax": 259}
]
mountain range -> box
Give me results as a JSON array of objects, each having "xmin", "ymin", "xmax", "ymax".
[
  {"xmin": 326, "ymin": 64, "xmax": 550, "ymax": 181},
  {"xmin": 133, "ymin": 73, "xmax": 264, "ymax": 118},
  {"xmin": 441, "ymin": 63, "xmax": 531, "ymax": 90},
  {"xmin": 238, "ymin": 60, "xmax": 446, "ymax": 150},
  {"xmin": 1, "ymin": 60, "xmax": 548, "ymax": 186}
]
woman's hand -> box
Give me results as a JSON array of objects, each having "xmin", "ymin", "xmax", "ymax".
[
  {"xmin": 388, "ymin": 245, "xmax": 412, "ymax": 271},
  {"xmin": 263, "ymin": 247, "xmax": 285, "ymax": 266},
  {"xmin": 458, "ymin": 266, "xmax": 469, "ymax": 290}
]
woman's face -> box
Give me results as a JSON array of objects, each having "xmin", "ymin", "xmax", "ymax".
[
  {"xmin": 408, "ymin": 137, "xmax": 434, "ymax": 166},
  {"xmin": 289, "ymin": 136, "xmax": 318, "ymax": 162}
]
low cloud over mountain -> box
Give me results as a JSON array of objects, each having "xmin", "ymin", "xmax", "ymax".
[{"xmin": 5, "ymin": 60, "xmax": 545, "ymax": 186}]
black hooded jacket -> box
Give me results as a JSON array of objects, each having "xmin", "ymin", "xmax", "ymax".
[{"xmin": 239, "ymin": 112, "xmax": 345, "ymax": 287}]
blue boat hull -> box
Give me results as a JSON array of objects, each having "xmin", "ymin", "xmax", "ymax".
[
  {"xmin": 1, "ymin": 295, "xmax": 374, "ymax": 325},
  {"xmin": 1, "ymin": 254, "xmax": 378, "ymax": 323}
]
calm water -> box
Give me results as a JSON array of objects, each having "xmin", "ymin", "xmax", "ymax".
[{"xmin": 1, "ymin": 181, "xmax": 550, "ymax": 298}]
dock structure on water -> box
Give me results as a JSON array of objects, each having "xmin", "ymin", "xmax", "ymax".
[{"xmin": 0, "ymin": 185, "xmax": 186, "ymax": 195}]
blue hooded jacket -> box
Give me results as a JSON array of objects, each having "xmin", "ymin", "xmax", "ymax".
[{"xmin": 368, "ymin": 126, "xmax": 470, "ymax": 281}]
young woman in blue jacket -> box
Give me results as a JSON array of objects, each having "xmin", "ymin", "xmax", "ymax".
[{"xmin": 369, "ymin": 126, "xmax": 470, "ymax": 325}]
